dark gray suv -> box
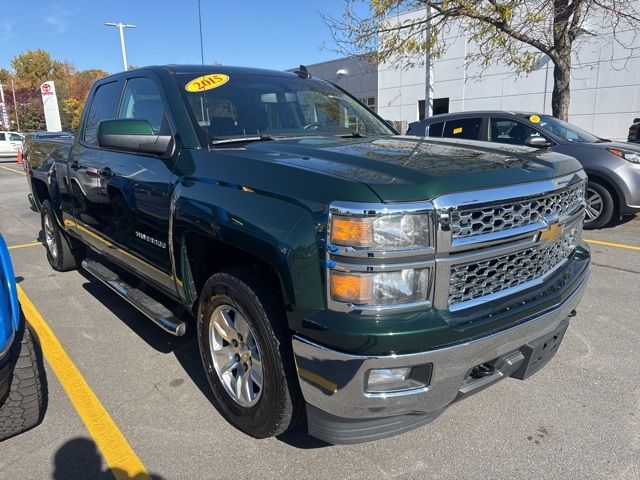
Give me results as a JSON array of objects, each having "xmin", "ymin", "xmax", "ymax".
[{"xmin": 407, "ymin": 111, "xmax": 640, "ymax": 229}]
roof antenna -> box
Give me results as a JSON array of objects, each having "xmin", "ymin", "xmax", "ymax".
[
  {"xmin": 294, "ymin": 65, "xmax": 310, "ymax": 79},
  {"xmin": 197, "ymin": 0, "xmax": 204, "ymax": 66},
  {"xmin": 197, "ymin": 0, "xmax": 208, "ymax": 148}
]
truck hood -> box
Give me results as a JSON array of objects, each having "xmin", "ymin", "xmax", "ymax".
[{"xmin": 221, "ymin": 135, "xmax": 583, "ymax": 202}]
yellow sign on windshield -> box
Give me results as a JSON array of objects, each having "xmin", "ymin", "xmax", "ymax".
[
  {"xmin": 185, "ymin": 74, "xmax": 230, "ymax": 92},
  {"xmin": 529, "ymin": 114, "xmax": 541, "ymax": 123}
]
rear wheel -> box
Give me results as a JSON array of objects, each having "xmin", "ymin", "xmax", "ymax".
[
  {"xmin": 40, "ymin": 200, "xmax": 83, "ymax": 271},
  {"xmin": 197, "ymin": 267, "xmax": 303, "ymax": 438},
  {"xmin": 584, "ymin": 181, "xmax": 614, "ymax": 229},
  {"xmin": 0, "ymin": 322, "xmax": 46, "ymax": 441}
]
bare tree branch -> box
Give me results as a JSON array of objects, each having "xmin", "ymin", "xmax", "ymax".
[{"xmin": 323, "ymin": 0, "xmax": 640, "ymax": 119}]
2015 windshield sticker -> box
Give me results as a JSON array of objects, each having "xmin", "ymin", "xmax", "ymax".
[
  {"xmin": 529, "ymin": 114, "xmax": 541, "ymax": 123},
  {"xmin": 185, "ymin": 74, "xmax": 230, "ymax": 92}
]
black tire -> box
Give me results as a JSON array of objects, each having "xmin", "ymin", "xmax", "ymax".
[
  {"xmin": 197, "ymin": 267, "xmax": 303, "ymax": 439},
  {"xmin": 0, "ymin": 321, "xmax": 46, "ymax": 441},
  {"xmin": 584, "ymin": 181, "xmax": 615, "ymax": 230},
  {"xmin": 40, "ymin": 200, "xmax": 83, "ymax": 271}
]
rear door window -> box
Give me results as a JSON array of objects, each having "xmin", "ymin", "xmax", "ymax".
[
  {"xmin": 83, "ymin": 81, "xmax": 120, "ymax": 146},
  {"xmin": 442, "ymin": 118, "xmax": 483, "ymax": 140},
  {"xmin": 428, "ymin": 122, "xmax": 444, "ymax": 137}
]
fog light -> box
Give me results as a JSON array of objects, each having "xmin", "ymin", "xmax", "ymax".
[{"xmin": 367, "ymin": 367, "xmax": 414, "ymax": 393}]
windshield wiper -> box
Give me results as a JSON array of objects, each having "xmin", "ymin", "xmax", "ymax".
[
  {"xmin": 596, "ymin": 138, "xmax": 611, "ymax": 143},
  {"xmin": 337, "ymin": 131, "xmax": 367, "ymax": 138},
  {"xmin": 211, "ymin": 134, "xmax": 273, "ymax": 145}
]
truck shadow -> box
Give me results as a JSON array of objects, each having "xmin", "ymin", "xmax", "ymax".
[
  {"xmin": 53, "ymin": 437, "xmax": 165, "ymax": 479},
  {"xmin": 77, "ymin": 269, "xmax": 329, "ymax": 449}
]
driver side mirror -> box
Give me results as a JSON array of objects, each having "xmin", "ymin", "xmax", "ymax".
[
  {"xmin": 524, "ymin": 136, "xmax": 550, "ymax": 148},
  {"xmin": 97, "ymin": 119, "xmax": 174, "ymax": 157}
]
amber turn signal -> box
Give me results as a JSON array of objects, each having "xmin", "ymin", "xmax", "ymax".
[
  {"xmin": 607, "ymin": 147, "xmax": 624, "ymax": 158},
  {"xmin": 330, "ymin": 216, "xmax": 373, "ymax": 246},
  {"xmin": 330, "ymin": 271, "xmax": 372, "ymax": 304}
]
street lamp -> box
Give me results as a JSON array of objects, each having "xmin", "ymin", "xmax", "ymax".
[{"xmin": 104, "ymin": 22, "xmax": 136, "ymax": 71}]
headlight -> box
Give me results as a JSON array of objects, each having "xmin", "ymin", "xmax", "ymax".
[
  {"xmin": 330, "ymin": 268, "xmax": 430, "ymax": 307},
  {"xmin": 327, "ymin": 202, "xmax": 434, "ymax": 313},
  {"xmin": 607, "ymin": 147, "xmax": 640, "ymax": 164},
  {"xmin": 330, "ymin": 210, "xmax": 431, "ymax": 251}
]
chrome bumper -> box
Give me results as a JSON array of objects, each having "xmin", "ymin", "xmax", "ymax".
[{"xmin": 292, "ymin": 268, "xmax": 589, "ymax": 421}]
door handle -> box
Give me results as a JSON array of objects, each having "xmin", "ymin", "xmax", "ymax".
[{"xmin": 99, "ymin": 167, "xmax": 113, "ymax": 178}]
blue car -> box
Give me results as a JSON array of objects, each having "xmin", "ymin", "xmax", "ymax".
[{"xmin": 0, "ymin": 235, "xmax": 45, "ymax": 441}]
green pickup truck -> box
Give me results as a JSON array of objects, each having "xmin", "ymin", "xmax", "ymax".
[{"xmin": 23, "ymin": 65, "xmax": 590, "ymax": 444}]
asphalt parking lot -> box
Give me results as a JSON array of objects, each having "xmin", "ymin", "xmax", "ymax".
[{"xmin": 0, "ymin": 159, "xmax": 638, "ymax": 480}]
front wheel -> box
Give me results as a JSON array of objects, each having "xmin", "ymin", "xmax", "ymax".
[
  {"xmin": 197, "ymin": 267, "xmax": 303, "ymax": 438},
  {"xmin": 584, "ymin": 181, "xmax": 614, "ymax": 230}
]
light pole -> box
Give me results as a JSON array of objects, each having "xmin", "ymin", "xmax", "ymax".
[
  {"xmin": 105, "ymin": 22, "xmax": 136, "ymax": 71},
  {"xmin": 424, "ymin": 5, "xmax": 433, "ymax": 120},
  {"xmin": 10, "ymin": 78, "xmax": 19, "ymax": 132}
]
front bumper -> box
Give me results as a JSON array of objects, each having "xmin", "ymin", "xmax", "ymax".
[{"xmin": 292, "ymin": 267, "xmax": 589, "ymax": 444}]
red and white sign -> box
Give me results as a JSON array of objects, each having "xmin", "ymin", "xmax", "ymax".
[{"xmin": 40, "ymin": 81, "xmax": 62, "ymax": 131}]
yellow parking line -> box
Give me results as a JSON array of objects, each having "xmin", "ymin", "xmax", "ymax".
[
  {"xmin": 584, "ymin": 239, "xmax": 640, "ymax": 252},
  {"xmin": 8, "ymin": 241, "xmax": 41, "ymax": 250},
  {"xmin": 0, "ymin": 164, "xmax": 25, "ymax": 175},
  {"xmin": 17, "ymin": 285, "xmax": 151, "ymax": 480}
]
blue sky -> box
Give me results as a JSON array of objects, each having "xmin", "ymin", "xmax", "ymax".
[{"xmin": 0, "ymin": 0, "xmax": 362, "ymax": 74}]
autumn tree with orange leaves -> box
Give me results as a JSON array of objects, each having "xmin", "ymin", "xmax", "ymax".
[{"xmin": 0, "ymin": 49, "xmax": 107, "ymax": 132}]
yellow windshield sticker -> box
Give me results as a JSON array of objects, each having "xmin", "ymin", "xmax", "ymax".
[
  {"xmin": 185, "ymin": 74, "xmax": 230, "ymax": 92},
  {"xmin": 529, "ymin": 114, "xmax": 541, "ymax": 123},
  {"xmin": 453, "ymin": 127, "xmax": 463, "ymax": 134}
]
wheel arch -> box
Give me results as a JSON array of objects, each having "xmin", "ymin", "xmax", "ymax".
[
  {"xmin": 583, "ymin": 169, "xmax": 623, "ymax": 214},
  {"xmin": 30, "ymin": 177, "xmax": 50, "ymax": 211},
  {"xmin": 181, "ymin": 231, "xmax": 291, "ymax": 316}
]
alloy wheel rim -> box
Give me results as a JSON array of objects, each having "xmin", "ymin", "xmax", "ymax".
[
  {"xmin": 209, "ymin": 304, "xmax": 263, "ymax": 407},
  {"xmin": 44, "ymin": 214, "xmax": 58, "ymax": 259},
  {"xmin": 585, "ymin": 187, "xmax": 603, "ymax": 222}
]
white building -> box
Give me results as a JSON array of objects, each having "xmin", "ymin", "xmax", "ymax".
[
  {"xmin": 304, "ymin": 8, "xmax": 640, "ymax": 140},
  {"xmin": 377, "ymin": 9, "xmax": 640, "ymax": 140}
]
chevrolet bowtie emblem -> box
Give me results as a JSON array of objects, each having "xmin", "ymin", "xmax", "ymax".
[{"xmin": 539, "ymin": 223, "xmax": 564, "ymax": 243}]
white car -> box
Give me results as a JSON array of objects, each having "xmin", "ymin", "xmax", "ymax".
[{"xmin": 0, "ymin": 131, "xmax": 24, "ymax": 157}]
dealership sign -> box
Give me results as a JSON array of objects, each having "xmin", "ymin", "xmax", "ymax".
[
  {"xmin": 40, "ymin": 81, "xmax": 62, "ymax": 132},
  {"xmin": 0, "ymin": 102, "xmax": 8, "ymax": 129}
]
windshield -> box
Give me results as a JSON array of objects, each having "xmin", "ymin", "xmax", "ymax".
[
  {"xmin": 175, "ymin": 72, "xmax": 394, "ymax": 145},
  {"xmin": 526, "ymin": 114, "xmax": 601, "ymax": 143}
]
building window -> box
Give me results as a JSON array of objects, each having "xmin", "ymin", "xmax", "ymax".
[
  {"xmin": 359, "ymin": 97, "xmax": 376, "ymax": 112},
  {"xmin": 418, "ymin": 98, "xmax": 450, "ymax": 120}
]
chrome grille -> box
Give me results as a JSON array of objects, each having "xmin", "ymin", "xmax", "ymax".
[
  {"xmin": 448, "ymin": 224, "xmax": 580, "ymax": 306},
  {"xmin": 450, "ymin": 182, "xmax": 585, "ymax": 239}
]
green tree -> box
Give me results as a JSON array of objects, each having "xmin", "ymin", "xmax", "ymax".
[
  {"xmin": 11, "ymin": 49, "xmax": 68, "ymax": 89},
  {"xmin": 61, "ymin": 97, "xmax": 83, "ymax": 134},
  {"xmin": 324, "ymin": 0, "xmax": 640, "ymax": 120}
]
